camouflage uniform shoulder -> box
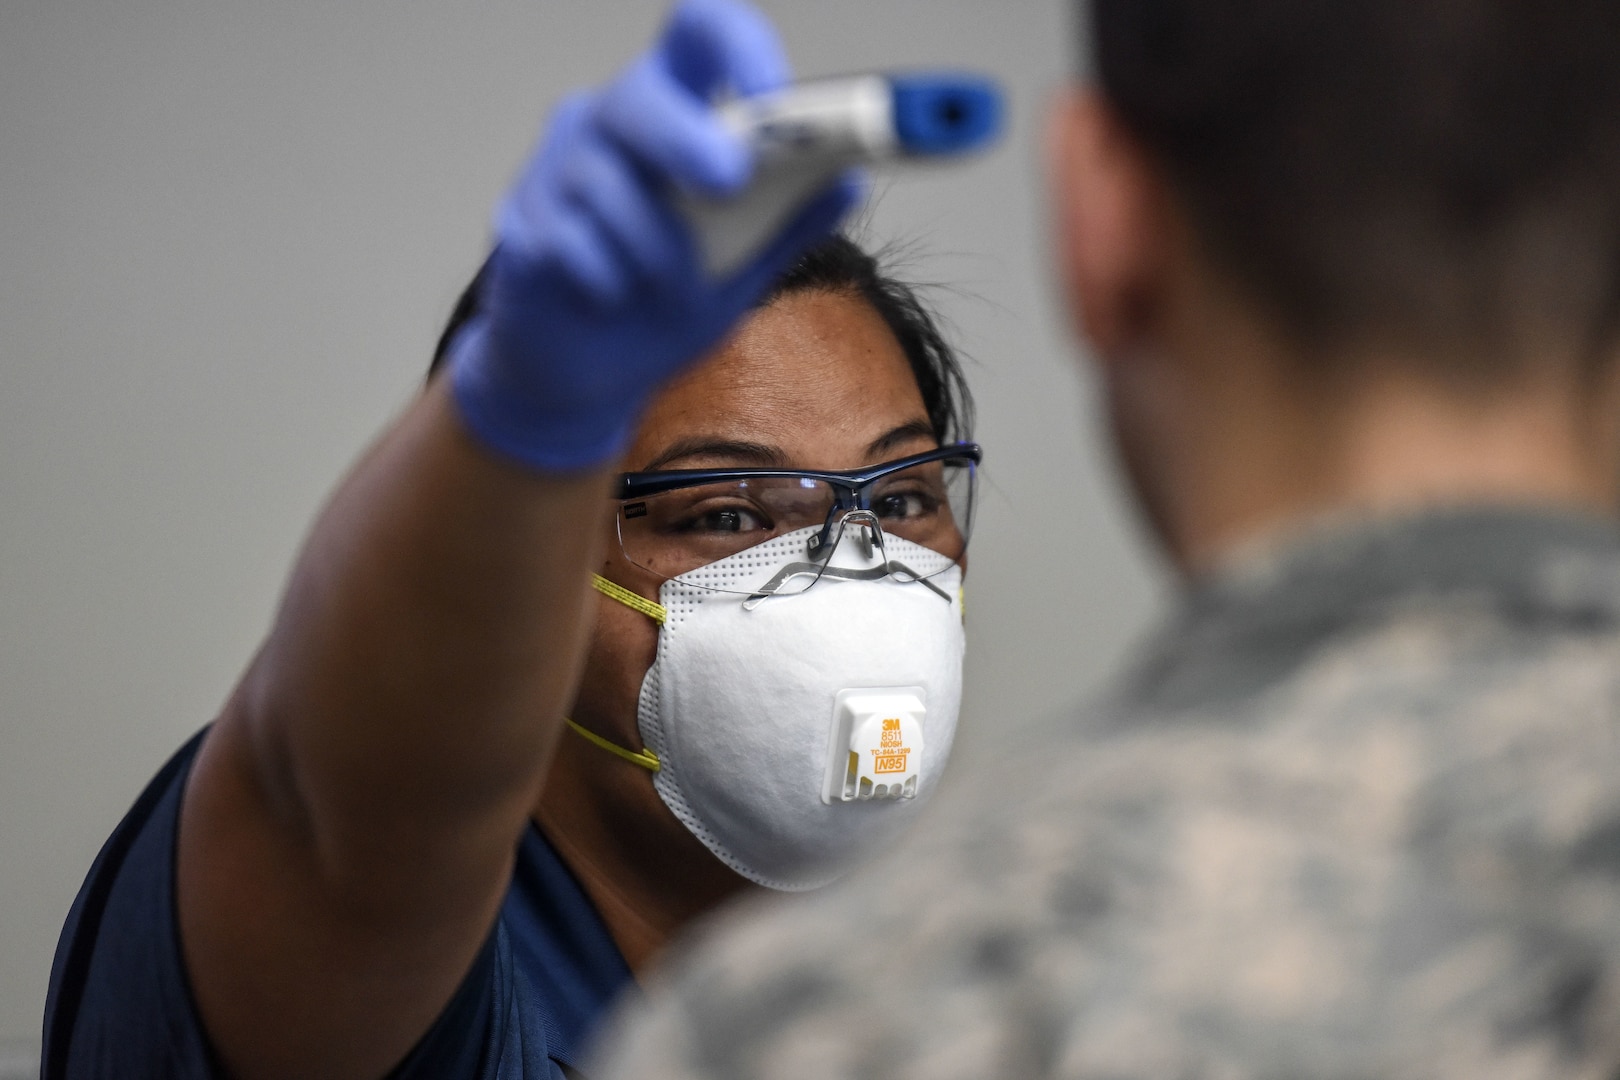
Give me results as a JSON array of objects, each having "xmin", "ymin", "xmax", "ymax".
[{"xmin": 596, "ymin": 507, "xmax": 1620, "ymax": 1080}]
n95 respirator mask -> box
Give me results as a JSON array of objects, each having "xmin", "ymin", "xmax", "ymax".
[{"xmin": 580, "ymin": 525, "xmax": 965, "ymax": 891}]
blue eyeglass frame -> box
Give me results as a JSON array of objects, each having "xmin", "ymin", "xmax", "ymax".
[{"xmin": 617, "ymin": 440, "xmax": 983, "ymax": 553}]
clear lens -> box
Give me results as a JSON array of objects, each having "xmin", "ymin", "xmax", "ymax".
[
  {"xmin": 864, "ymin": 456, "xmax": 974, "ymax": 558},
  {"xmin": 616, "ymin": 454, "xmax": 976, "ymax": 594}
]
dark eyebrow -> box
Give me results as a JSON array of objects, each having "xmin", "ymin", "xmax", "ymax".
[
  {"xmin": 639, "ymin": 421, "xmax": 941, "ymax": 473},
  {"xmin": 865, "ymin": 420, "xmax": 939, "ymax": 460},
  {"xmin": 639, "ymin": 438, "xmax": 792, "ymax": 471}
]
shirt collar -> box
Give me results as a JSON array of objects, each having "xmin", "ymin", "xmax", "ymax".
[{"xmin": 1115, "ymin": 504, "xmax": 1620, "ymax": 715}]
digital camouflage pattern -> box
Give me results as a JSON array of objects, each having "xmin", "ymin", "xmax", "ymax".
[{"xmin": 594, "ymin": 508, "xmax": 1620, "ymax": 1080}]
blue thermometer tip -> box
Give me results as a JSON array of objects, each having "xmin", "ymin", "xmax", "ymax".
[{"xmin": 890, "ymin": 75, "xmax": 1003, "ymax": 155}]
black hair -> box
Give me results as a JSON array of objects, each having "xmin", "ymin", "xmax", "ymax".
[
  {"xmin": 429, "ymin": 235, "xmax": 973, "ymax": 445},
  {"xmin": 1091, "ymin": 0, "xmax": 1620, "ymax": 370}
]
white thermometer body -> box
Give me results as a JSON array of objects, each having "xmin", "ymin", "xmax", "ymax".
[{"xmin": 682, "ymin": 73, "xmax": 1002, "ymax": 275}]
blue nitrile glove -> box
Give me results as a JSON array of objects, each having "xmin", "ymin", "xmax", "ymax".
[{"xmin": 449, "ymin": 0, "xmax": 863, "ymax": 472}]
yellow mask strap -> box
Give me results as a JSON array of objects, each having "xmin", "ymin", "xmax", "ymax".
[
  {"xmin": 564, "ymin": 717, "xmax": 662, "ymax": 773},
  {"xmin": 592, "ymin": 574, "xmax": 667, "ymax": 625},
  {"xmin": 569, "ymin": 575, "xmax": 664, "ymax": 773}
]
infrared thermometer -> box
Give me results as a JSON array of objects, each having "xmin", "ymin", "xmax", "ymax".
[{"xmin": 681, "ymin": 73, "xmax": 1002, "ymax": 275}]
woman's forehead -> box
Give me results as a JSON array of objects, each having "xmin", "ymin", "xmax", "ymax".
[{"xmin": 629, "ymin": 290, "xmax": 935, "ymax": 472}]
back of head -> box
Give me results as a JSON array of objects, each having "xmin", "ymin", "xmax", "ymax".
[{"xmin": 1091, "ymin": 0, "xmax": 1620, "ymax": 374}]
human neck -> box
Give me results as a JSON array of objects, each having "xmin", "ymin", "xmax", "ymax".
[
  {"xmin": 533, "ymin": 741, "xmax": 750, "ymax": 974},
  {"xmin": 1122, "ymin": 315, "xmax": 1620, "ymax": 577}
]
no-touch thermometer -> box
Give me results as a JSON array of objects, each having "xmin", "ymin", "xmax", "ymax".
[{"xmin": 682, "ymin": 73, "xmax": 1002, "ymax": 275}]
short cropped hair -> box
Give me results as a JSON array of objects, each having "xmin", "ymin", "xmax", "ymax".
[
  {"xmin": 430, "ymin": 235, "xmax": 973, "ymax": 445},
  {"xmin": 1092, "ymin": 0, "xmax": 1620, "ymax": 370}
]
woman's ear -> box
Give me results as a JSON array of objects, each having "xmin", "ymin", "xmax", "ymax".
[{"xmin": 1046, "ymin": 88, "xmax": 1176, "ymax": 360}]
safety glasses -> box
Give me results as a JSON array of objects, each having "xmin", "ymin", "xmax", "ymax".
[{"xmin": 615, "ymin": 442, "xmax": 980, "ymax": 596}]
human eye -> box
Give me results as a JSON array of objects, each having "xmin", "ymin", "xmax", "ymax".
[
  {"xmin": 872, "ymin": 486, "xmax": 942, "ymax": 521},
  {"xmin": 673, "ymin": 499, "xmax": 771, "ymax": 535}
]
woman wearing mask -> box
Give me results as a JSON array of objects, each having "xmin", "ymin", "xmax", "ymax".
[{"xmin": 43, "ymin": 2, "xmax": 978, "ymax": 1079}]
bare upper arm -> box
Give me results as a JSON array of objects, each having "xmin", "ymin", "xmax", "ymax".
[
  {"xmin": 176, "ymin": 700, "xmax": 517, "ymax": 1080},
  {"xmin": 171, "ymin": 386, "xmax": 608, "ymax": 1078}
]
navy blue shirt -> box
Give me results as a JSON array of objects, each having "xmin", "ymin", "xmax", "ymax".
[{"xmin": 43, "ymin": 730, "xmax": 634, "ymax": 1079}]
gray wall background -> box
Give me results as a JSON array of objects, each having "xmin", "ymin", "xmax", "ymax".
[{"xmin": 0, "ymin": 0, "xmax": 1164, "ymax": 1059}]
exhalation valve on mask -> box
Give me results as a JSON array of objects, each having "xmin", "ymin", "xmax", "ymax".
[{"xmin": 821, "ymin": 687, "xmax": 927, "ymax": 803}]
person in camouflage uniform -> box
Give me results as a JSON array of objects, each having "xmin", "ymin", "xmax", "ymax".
[
  {"xmin": 591, "ymin": 0, "xmax": 1620, "ymax": 1076},
  {"xmin": 597, "ymin": 510, "xmax": 1620, "ymax": 1078}
]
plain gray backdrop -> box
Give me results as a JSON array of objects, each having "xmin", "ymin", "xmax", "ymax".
[{"xmin": 0, "ymin": 0, "xmax": 1164, "ymax": 1061}]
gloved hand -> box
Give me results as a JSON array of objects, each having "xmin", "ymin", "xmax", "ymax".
[{"xmin": 449, "ymin": 0, "xmax": 863, "ymax": 472}]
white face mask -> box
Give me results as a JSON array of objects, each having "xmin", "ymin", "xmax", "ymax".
[{"xmin": 577, "ymin": 525, "xmax": 965, "ymax": 891}]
